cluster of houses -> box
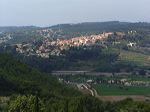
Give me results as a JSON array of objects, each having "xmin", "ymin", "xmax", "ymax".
[
  {"xmin": 14, "ymin": 32, "xmax": 115, "ymax": 58},
  {"xmin": 0, "ymin": 33, "xmax": 13, "ymax": 44},
  {"xmin": 36, "ymin": 28, "xmax": 63, "ymax": 38},
  {"xmin": 86, "ymin": 78, "xmax": 150, "ymax": 87},
  {"xmin": 14, "ymin": 30, "xmax": 139, "ymax": 58},
  {"xmin": 45, "ymin": 32, "xmax": 114, "ymax": 47},
  {"xmin": 127, "ymin": 42, "xmax": 137, "ymax": 47}
]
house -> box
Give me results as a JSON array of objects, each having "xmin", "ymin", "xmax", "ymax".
[
  {"xmin": 127, "ymin": 42, "xmax": 136, "ymax": 47},
  {"xmin": 87, "ymin": 79, "xmax": 93, "ymax": 83}
]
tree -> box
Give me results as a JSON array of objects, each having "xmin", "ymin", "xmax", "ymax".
[{"xmin": 8, "ymin": 95, "xmax": 45, "ymax": 112}]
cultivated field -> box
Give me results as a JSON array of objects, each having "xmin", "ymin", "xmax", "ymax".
[
  {"xmin": 119, "ymin": 50, "xmax": 150, "ymax": 67},
  {"xmin": 93, "ymin": 84, "xmax": 150, "ymax": 96}
]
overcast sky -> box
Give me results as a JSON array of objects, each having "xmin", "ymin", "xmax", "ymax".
[{"xmin": 0, "ymin": 0, "xmax": 150, "ymax": 26}]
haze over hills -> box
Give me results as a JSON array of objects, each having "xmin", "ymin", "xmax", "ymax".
[
  {"xmin": 0, "ymin": 21, "xmax": 150, "ymax": 43},
  {"xmin": 1, "ymin": 21, "xmax": 150, "ymax": 32}
]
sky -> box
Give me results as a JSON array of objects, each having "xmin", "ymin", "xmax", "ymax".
[{"xmin": 0, "ymin": 0, "xmax": 150, "ymax": 26}]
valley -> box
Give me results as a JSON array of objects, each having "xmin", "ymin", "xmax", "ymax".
[
  {"xmin": 55, "ymin": 71, "xmax": 150, "ymax": 102},
  {"xmin": 0, "ymin": 21, "xmax": 150, "ymax": 111}
]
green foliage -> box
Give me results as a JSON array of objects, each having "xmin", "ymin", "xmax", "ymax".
[
  {"xmin": 8, "ymin": 95, "xmax": 150, "ymax": 112},
  {"xmin": 115, "ymin": 98, "xmax": 150, "ymax": 112},
  {"xmin": 63, "ymin": 46, "xmax": 102, "ymax": 61},
  {"xmin": 0, "ymin": 53, "xmax": 81, "ymax": 96},
  {"xmin": 50, "ymin": 21, "xmax": 150, "ymax": 38},
  {"xmin": 0, "ymin": 97, "xmax": 9, "ymax": 112},
  {"xmin": 8, "ymin": 95, "xmax": 45, "ymax": 112},
  {"xmin": 118, "ymin": 50, "xmax": 150, "ymax": 67},
  {"xmin": 8, "ymin": 96, "xmax": 105, "ymax": 112},
  {"xmin": 10, "ymin": 46, "xmax": 119, "ymax": 72}
]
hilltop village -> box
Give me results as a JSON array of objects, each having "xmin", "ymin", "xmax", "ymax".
[{"xmin": 15, "ymin": 32, "xmax": 126, "ymax": 58}]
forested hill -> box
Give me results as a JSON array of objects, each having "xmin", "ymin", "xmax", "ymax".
[
  {"xmin": 50, "ymin": 21, "xmax": 150, "ymax": 33},
  {"xmin": 0, "ymin": 54, "xmax": 80, "ymax": 96},
  {"xmin": 1, "ymin": 21, "xmax": 150, "ymax": 34},
  {"xmin": 1, "ymin": 21, "xmax": 150, "ymax": 44},
  {"xmin": 0, "ymin": 26, "xmax": 39, "ymax": 32}
]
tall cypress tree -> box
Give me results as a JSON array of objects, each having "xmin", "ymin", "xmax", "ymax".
[{"xmin": 34, "ymin": 92, "xmax": 39, "ymax": 112}]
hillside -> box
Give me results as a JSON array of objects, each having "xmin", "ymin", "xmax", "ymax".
[
  {"xmin": 0, "ymin": 21, "xmax": 150, "ymax": 73},
  {"xmin": 48, "ymin": 21, "xmax": 150, "ymax": 38},
  {"xmin": 0, "ymin": 54, "xmax": 80, "ymax": 96},
  {"xmin": 1, "ymin": 21, "xmax": 150, "ymax": 44},
  {"xmin": 0, "ymin": 26, "xmax": 39, "ymax": 32}
]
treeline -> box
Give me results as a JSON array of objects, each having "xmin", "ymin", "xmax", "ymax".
[
  {"xmin": 49, "ymin": 21, "xmax": 150, "ymax": 38},
  {"xmin": 4, "ymin": 95, "xmax": 150, "ymax": 112},
  {"xmin": 12, "ymin": 46, "xmax": 119, "ymax": 72}
]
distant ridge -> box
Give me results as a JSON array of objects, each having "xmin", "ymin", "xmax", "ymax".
[{"xmin": 48, "ymin": 21, "xmax": 150, "ymax": 34}]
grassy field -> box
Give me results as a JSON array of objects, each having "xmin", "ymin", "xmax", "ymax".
[
  {"xmin": 93, "ymin": 84, "xmax": 150, "ymax": 96},
  {"xmin": 118, "ymin": 50, "xmax": 150, "ymax": 67},
  {"xmin": 128, "ymin": 75, "xmax": 150, "ymax": 81}
]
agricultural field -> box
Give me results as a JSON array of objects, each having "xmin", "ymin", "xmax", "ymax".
[
  {"xmin": 93, "ymin": 84, "xmax": 150, "ymax": 96},
  {"xmin": 58, "ymin": 74, "xmax": 150, "ymax": 96},
  {"xmin": 118, "ymin": 50, "xmax": 150, "ymax": 67},
  {"xmin": 128, "ymin": 75, "xmax": 150, "ymax": 81},
  {"xmin": 92, "ymin": 75, "xmax": 150, "ymax": 96}
]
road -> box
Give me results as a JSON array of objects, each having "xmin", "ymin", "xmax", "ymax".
[{"xmin": 76, "ymin": 83, "xmax": 98, "ymax": 97}]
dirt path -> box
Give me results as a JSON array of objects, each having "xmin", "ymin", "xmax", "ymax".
[{"xmin": 76, "ymin": 83, "xmax": 96, "ymax": 96}]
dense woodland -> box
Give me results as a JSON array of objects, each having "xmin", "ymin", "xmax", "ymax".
[
  {"xmin": 0, "ymin": 45, "xmax": 123, "ymax": 72},
  {"xmin": 7, "ymin": 96, "xmax": 150, "ymax": 112},
  {"xmin": 0, "ymin": 54, "xmax": 81, "ymax": 96}
]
